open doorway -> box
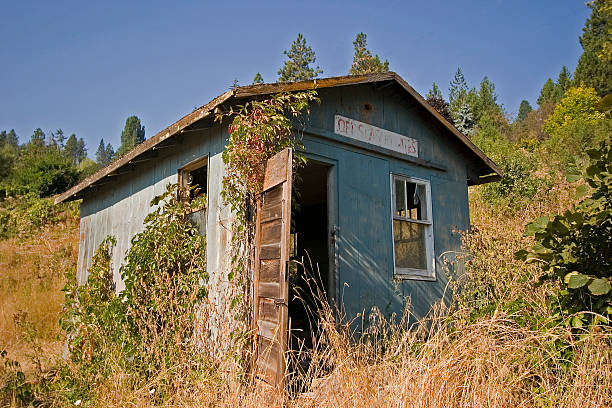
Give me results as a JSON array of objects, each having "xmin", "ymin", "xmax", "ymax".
[{"xmin": 288, "ymin": 159, "xmax": 333, "ymax": 354}]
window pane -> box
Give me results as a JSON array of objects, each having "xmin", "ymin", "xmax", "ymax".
[
  {"xmin": 393, "ymin": 219, "xmax": 427, "ymax": 270},
  {"xmin": 189, "ymin": 166, "xmax": 207, "ymax": 199},
  {"xmin": 394, "ymin": 178, "xmax": 406, "ymax": 217},
  {"xmin": 405, "ymin": 182, "xmax": 427, "ymax": 221}
]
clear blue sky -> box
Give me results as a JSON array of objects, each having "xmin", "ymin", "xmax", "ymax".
[{"xmin": 0, "ymin": 0, "xmax": 589, "ymax": 155}]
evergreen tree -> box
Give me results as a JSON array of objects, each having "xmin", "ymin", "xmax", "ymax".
[
  {"xmin": 449, "ymin": 67, "xmax": 469, "ymax": 117},
  {"xmin": 0, "ymin": 130, "xmax": 18, "ymax": 149},
  {"xmin": 554, "ymin": 66, "xmax": 572, "ymax": 101},
  {"xmin": 55, "ymin": 128, "xmax": 66, "ymax": 149},
  {"xmin": 117, "ymin": 115, "xmax": 145, "ymax": 156},
  {"xmin": 278, "ymin": 33, "xmax": 322, "ymax": 82},
  {"xmin": 349, "ymin": 32, "xmax": 389, "ymax": 75},
  {"xmin": 64, "ymin": 134, "xmax": 77, "ymax": 163},
  {"xmin": 252, "ymin": 72, "xmax": 264, "ymax": 84},
  {"xmin": 96, "ymin": 138, "xmax": 115, "ymax": 167},
  {"xmin": 105, "ymin": 143, "xmax": 115, "ymax": 163},
  {"xmin": 426, "ymin": 82, "xmax": 443, "ymax": 99},
  {"xmin": 48, "ymin": 128, "xmax": 65, "ymax": 150},
  {"xmin": 96, "ymin": 139, "xmax": 107, "ymax": 165},
  {"xmin": 599, "ymin": 0, "xmax": 612, "ymax": 63},
  {"xmin": 30, "ymin": 128, "xmax": 46, "ymax": 150},
  {"xmin": 62, "ymin": 134, "xmax": 86, "ymax": 164},
  {"xmin": 425, "ymin": 83, "xmax": 452, "ymax": 122},
  {"xmin": 474, "ymin": 76, "xmax": 499, "ymax": 119},
  {"xmin": 75, "ymin": 137, "xmax": 86, "ymax": 164},
  {"xmin": 517, "ymin": 100, "xmax": 533, "ymax": 122},
  {"xmin": 454, "ymin": 103, "xmax": 475, "ymax": 135},
  {"xmin": 0, "ymin": 130, "xmax": 19, "ymax": 181},
  {"xmin": 537, "ymin": 78, "xmax": 556, "ymax": 106},
  {"xmin": 574, "ymin": 0, "xmax": 612, "ymax": 96}
]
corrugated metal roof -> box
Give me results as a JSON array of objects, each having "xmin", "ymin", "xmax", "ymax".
[{"xmin": 54, "ymin": 72, "xmax": 500, "ymax": 204}]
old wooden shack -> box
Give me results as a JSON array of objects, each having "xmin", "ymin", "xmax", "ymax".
[{"xmin": 55, "ymin": 72, "xmax": 500, "ymax": 387}]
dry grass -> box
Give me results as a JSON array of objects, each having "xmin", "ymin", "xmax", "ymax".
[
  {"xmin": 2, "ymin": 177, "xmax": 611, "ymax": 407},
  {"xmin": 0, "ymin": 214, "xmax": 78, "ymax": 373},
  {"xmin": 74, "ymin": 306, "xmax": 611, "ymax": 408}
]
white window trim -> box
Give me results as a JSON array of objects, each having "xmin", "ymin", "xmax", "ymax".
[{"xmin": 390, "ymin": 174, "xmax": 436, "ymax": 281}]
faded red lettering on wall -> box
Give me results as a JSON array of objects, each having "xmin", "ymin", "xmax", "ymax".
[{"xmin": 334, "ymin": 115, "xmax": 418, "ymax": 158}]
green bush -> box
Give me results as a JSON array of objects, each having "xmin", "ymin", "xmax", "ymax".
[
  {"xmin": 60, "ymin": 184, "xmax": 209, "ymax": 403},
  {"xmin": 3, "ymin": 148, "xmax": 80, "ymax": 198},
  {"xmin": 470, "ymin": 109, "xmax": 545, "ymax": 205},
  {"xmin": 475, "ymin": 136, "xmax": 544, "ymax": 204},
  {"xmin": 541, "ymin": 118, "xmax": 611, "ymax": 169},
  {"xmin": 0, "ymin": 194, "xmax": 78, "ymax": 240},
  {"xmin": 481, "ymin": 150, "xmax": 542, "ymax": 203},
  {"xmin": 516, "ymin": 137, "xmax": 612, "ymax": 325}
]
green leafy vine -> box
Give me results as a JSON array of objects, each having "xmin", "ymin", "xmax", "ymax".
[{"xmin": 215, "ymin": 90, "xmax": 319, "ymax": 362}]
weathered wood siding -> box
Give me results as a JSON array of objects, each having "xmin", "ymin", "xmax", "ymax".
[
  {"xmin": 78, "ymin": 81, "xmax": 473, "ymax": 331},
  {"xmin": 78, "ymin": 125, "xmax": 233, "ymax": 341},
  {"xmin": 300, "ymin": 84, "xmax": 471, "ymax": 321}
]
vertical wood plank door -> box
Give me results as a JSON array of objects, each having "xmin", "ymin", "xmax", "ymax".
[{"xmin": 253, "ymin": 148, "xmax": 292, "ymax": 388}]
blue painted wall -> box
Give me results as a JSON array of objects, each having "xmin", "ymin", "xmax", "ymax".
[
  {"xmin": 79, "ymin": 81, "xmax": 474, "ymax": 330},
  {"xmin": 298, "ymin": 84, "xmax": 471, "ymax": 323}
]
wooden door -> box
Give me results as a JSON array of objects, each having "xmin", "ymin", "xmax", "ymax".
[{"xmin": 252, "ymin": 148, "xmax": 292, "ymax": 388}]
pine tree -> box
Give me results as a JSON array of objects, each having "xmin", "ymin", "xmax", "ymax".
[
  {"xmin": 252, "ymin": 72, "xmax": 264, "ymax": 84},
  {"xmin": 105, "ymin": 143, "xmax": 115, "ymax": 163},
  {"xmin": 426, "ymin": 82, "xmax": 443, "ymax": 99},
  {"xmin": 96, "ymin": 138, "xmax": 106, "ymax": 167},
  {"xmin": 537, "ymin": 78, "xmax": 556, "ymax": 106},
  {"xmin": 53, "ymin": 129, "xmax": 66, "ymax": 149},
  {"xmin": 64, "ymin": 134, "xmax": 77, "ymax": 163},
  {"xmin": 63, "ymin": 134, "xmax": 85, "ymax": 164},
  {"xmin": 278, "ymin": 33, "xmax": 322, "ymax": 82},
  {"xmin": 600, "ymin": 0, "xmax": 612, "ymax": 63},
  {"xmin": 96, "ymin": 139, "xmax": 107, "ymax": 165},
  {"xmin": 96, "ymin": 138, "xmax": 115, "ymax": 167},
  {"xmin": 75, "ymin": 138, "xmax": 86, "ymax": 164},
  {"xmin": 454, "ymin": 103, "xmax": 475, "ymax": 135},
  {"xmin": 117, "ymin": 115, "xmax": 145, "ymax": 156},
  {"xmin": 574, "ymin": 0, "xmax": 612, "ymax": 96},
  {"xmin": 1, "ymin": 129, "xmax": 18, "ymax": 149},
  {"xmin": 554, "ymin": 66, "xmax": 572, "ymax": 101},
  {"xmin": 449, "ymin": 68, "xmax": 468, "ymax": 117},
  {"xmin": 425, "ymin": 83, "xmax": 452, "ymax": 122},
  {"xmin": 517, "ymin": 100, "xmax": 533, "ymax": 122},
  {"xmin": 349, "ymin": 33, "xmax": 389, "ymax": 75},
  {"xmin": 0, "ymin": 130, "xmax": 18, "ymax": 181},
  {"xmin": 475, "ymin": 76, "xmax": 499, "ymax": 119},
  {"xmin": 30, "ymin": 128, "xmax": 46, "ymax": 150}
]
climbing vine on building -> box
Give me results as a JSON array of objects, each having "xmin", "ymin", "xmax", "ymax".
[
  {"xmin": 215, "ymin": 90, "xmax": 319, "ymax": 356},
  {"xmin": 218, "ymin": 91, "xmax": 319, "ymax": 216}
]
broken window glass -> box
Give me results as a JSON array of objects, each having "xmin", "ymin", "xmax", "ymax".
[{"xmin": 391, "ymin": 175, "xmax": 433, "ymax": 279}]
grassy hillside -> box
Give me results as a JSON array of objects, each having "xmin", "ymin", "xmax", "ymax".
[{"xmin": 0, "ymin": 168, "xmax": 610, "ymax": 407}]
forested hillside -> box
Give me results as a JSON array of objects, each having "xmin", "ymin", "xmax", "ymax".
[{"xmin": 1, "ymin": 1, "xmax": 611, "ymax": 406}]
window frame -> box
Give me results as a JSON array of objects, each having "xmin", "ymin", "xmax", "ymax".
[
  {"xmin": 390, "ymin": 173, "xmax": 436, "ymax": 281},
  {"xmin": 178, "ymin": 155, "xmax": 209, "ymax": 212}
]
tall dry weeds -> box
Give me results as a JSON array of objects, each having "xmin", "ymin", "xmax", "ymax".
[
  {"xmin": 3, "ymin": 173, "xmax": 611, "ymax": 407},
  {"xmin": 0, "ymin": 213, "xmax": 77, "ymax": 369}
]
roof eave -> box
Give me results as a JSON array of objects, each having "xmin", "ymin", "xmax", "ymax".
[
  {"xmin": 54, "ymin": 90, "xmax": 234, "ymax": 204},
  {"xmin": 54, "ymin": 72, "xmax": 501, "ymax": 204}
]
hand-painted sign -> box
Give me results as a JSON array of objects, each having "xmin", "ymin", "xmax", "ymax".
[{"xmin": 334, "ymin": 115, "xmax": 418, "ymax": 158}]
